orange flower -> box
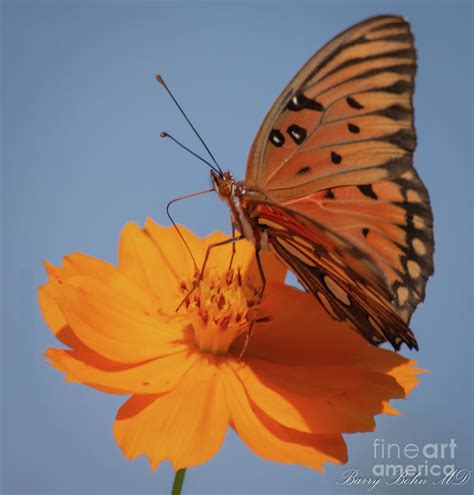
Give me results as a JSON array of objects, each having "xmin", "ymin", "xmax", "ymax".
[{"xmin": 38, "ymin": 219, "xmax": 421, "ymax": 472}]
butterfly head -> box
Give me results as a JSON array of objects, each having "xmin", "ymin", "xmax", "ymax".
[{"xmin": 211, "ymin": 170, "xmax": 237, "ymax": 199}]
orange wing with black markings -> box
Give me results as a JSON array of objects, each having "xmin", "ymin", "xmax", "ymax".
[
  {"xmin": 248, "ymin": 201, "xmax": 418, "ymax": 350},
  {"xmin": 244, "ymin": 15, "xmax": 434, "ymax": 348}
]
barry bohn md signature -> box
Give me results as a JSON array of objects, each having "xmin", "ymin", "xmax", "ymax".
[
  {"xmin": 337, "ymin": 467, "xmax": 473, "ymax": 492},
  {"xmin": 336, "ymin": 438, "xmax": 472, "ymax": 491}
]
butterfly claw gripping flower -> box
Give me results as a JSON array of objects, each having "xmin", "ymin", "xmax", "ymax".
[{"xmin": 39, "ymin": 219, "xmax": 421, "ymax": 472}]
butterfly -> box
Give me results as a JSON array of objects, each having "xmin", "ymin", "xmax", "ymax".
[{"xmin": 163, "ymin": 15, "xmax": 434, "ymax": 351}]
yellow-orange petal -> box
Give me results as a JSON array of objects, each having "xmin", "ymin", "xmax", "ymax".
[
  {"xmin": 40, "ymin": 274, "xmax": 155, "ymax": 374},
  {"xmin": 117, "ymin": 222, "xmax": 184, "ymax": 313},
  {"xmin": 220, "ymin": 363, "xmax": 347, "ymax": 471},
  {"xmin": 54, "ymin": 276, "xmax": 187, "ymax": 363},
  {"xmin": 39, "ymin": 253, "xmax": 158, "ymax": 344},
  {"xmin": 232, "ymin": 358, "xmax": 405, "ymax": 434},
  {"xmin": 145, "ymin": 219, "xmax": 204, "ymax": 277},
  {"xmin": 381, "ymin": 401, "xmax": 400, "ymax": 415},
  {"xmin": 144, "ymin": 218, "xmax": 257, "ymax": 278},
  {"xmin": 234, "ymin": 282, "xmax": 421, "ymax": 431},
  {"xmin": 48, "ymin": 253, "xmax": 157, "ymax": 312},
  {"xmin": 118, "ymin": 222, "xmax": 239, "ymax": 314},
  {"xmin": 247, "ymin": 282, "xmax": 368, "ymax": 365},
  {"xmin": 38, "ymin": 285, "xmax": 69, "ymax": 339},
  {"xmin": 38, "ymin": 286, "xmax": 145, "ymax": 373},
  {"xmin": 386, "ymin": 359, "xmax": 424, "ymax": 395},
  {"xmin": 113, "ymin": 357, "xmax": 229, "ymax": 470},
  {"xmin": 118, "ymin": 220, "xmax": 287, "ymax": 314},
  {"xmin": 244, "ymin": 248, "xmax": 287, "ymax": 289},
  {"xmin": 46, "ymin": 347, "xmax": 200, "ymax": 395},
  {"xmin": 248, "ymin": 283, "xmax": 421, "ymax": 377}
]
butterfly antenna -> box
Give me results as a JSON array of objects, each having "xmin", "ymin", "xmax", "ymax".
[
  {"xmin": 156, "ymin": 74, "xmax": 223, "ymax": 175},
  {"xmin": 166, "ymin": 188, "xmax": 214, "ymax": 272},
  {"xmin": 160, "ymin": 132, "xmax": 220, "ymax": 174}
]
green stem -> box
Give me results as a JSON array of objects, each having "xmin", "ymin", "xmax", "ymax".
[{"xmin": 171, "ymin": 468, "xmax": 187, "ymax": 495}]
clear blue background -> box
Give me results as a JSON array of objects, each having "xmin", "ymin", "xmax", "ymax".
[{"xmin": 2, "ymin": 1, "xmax": 473, "ymax": 494}]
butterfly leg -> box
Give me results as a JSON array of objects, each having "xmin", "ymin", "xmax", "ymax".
[
  {"xmin": 227, "ymin": 225, "xmax": 237, "ymax": 271},
  {"xmin": 176, "ymin": 235, "xmax": 244, "ymax": 311},
  {"xmin": 238, "ymin": 247, "xmax": 267, "ymax": 361},
  {"xmin": 255, "ymin": 247, "xmax": 267, "ymax": 298}
]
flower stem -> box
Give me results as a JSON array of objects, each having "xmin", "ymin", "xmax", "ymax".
[{"xmin": 171, "ymin": 468, "xmax": 186, "ymax": 495}]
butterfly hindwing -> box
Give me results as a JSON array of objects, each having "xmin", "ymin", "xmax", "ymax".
[
  {"xmin": 249, "ymin": 201, "xmax": 418, "ymax": 350},
  {"xmin": 284, "ymin": 167, "xmax": 434, "ymax": 322}
]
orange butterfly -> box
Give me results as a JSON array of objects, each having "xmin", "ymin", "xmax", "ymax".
[{"xmin": 164, "ymin": 15, "xmax": 434, "ymax": 351}]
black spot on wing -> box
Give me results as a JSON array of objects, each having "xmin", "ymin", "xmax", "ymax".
[
  {"xmin": 296, "ymin": 166, "xmax": 311, "ymax": 175},
  {"xmin": 286, "ymin": 92, "xmax": 324, "ymax": 112},
  {"xmin": 331, "ymin": 151, "xmax": 342, "ymax": 164},
  {"xmin": 348, "ymin": 123, "xmax": 360, "ymax": 133},
  {"xmin": 287, "ymin": 124, "xmax": 307, "ymax": 144},
  {"xmin": 269, "ymin": 129, "xmax": 285, "ymax": 147},
  {"xmin": 324, "ymin": 189, "xmax": 335, "ymax": 199},
  {"xmin": 362, "ymin": 228, "xmax": 370, "ymax": 237},
  {"xmin": 346, "ymin": 96, "xmax": 364, "ymax": 109},
  {"xmin": 358, "ymin": 184, "xmax": 378, "ymax": 199}
]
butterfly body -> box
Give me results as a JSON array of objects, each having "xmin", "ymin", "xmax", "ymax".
[
  {"xmin": 212, "ymin": 171, "xmax": 266, "ymax": 247},
  {"xmin": 210, "ymin": 14, "xmax": 433, "ymax": 351}
]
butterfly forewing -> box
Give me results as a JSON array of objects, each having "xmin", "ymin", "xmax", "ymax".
[
  {"xmin": 246, "ymin": 15, "xmax": 416, "ymax": 191},
  {"xmin": 243, "ymin": 15, "xmax": 433, "ymax": 347}
]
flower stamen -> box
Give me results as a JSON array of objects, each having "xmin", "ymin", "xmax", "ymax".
[{"xmin": 181, "ymin": 268, "xmax": 260, "ymax": 355}]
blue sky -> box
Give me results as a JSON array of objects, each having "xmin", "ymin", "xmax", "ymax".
[{"xmin": 2, "ymin": 1, "xmax": 473, "ymax": 494}]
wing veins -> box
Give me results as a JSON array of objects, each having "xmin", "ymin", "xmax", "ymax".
[
  {"xmin": 266, "ymin": 161, "xmax": 409, "ymax": 193},
  {"xmin": 265, "ymin": 86, "xmax": 413, "ymax": 184}
]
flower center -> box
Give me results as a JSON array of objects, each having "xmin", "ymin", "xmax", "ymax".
[{"xmin": 181, "ymin": 268, "xmax": 260, "ymax": 355}]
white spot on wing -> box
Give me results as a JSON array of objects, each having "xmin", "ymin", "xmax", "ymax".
[
  {"xmin": 324, "ymin": 276, "xmax": 350, "ymax": 305},
  {"xmin": 412, "ymin": 238, "xmax": 426, "ymax": 256},
  {"xmin": 407, "ymin": 260, "xmax": 421, "ymax": 279},
  {"xmin": 397, "ymin": 286, "xmax": 409, "ymax": 305}
]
